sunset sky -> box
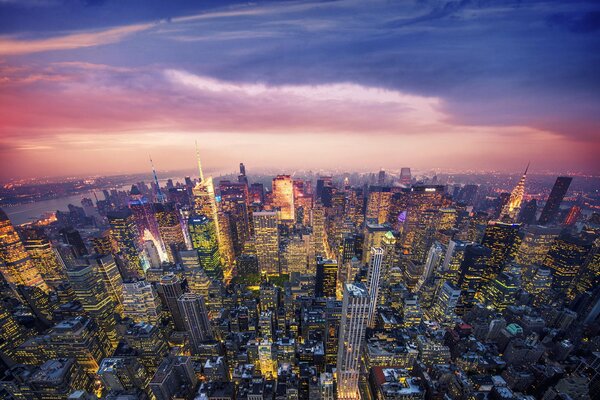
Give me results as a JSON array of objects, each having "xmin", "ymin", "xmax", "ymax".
[{"xmin": 1, "ymin": 0, "xmax": 599, "ymax": 181}]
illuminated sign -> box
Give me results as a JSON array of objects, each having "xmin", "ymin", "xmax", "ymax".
[{"xmin": 425, "ymin": 188, "xmax": 436, "ymax": 192}]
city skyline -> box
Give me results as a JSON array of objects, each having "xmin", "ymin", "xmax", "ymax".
[{"xmin": 1, "ymin": 0, "xmax": 599, "ymax": 181}]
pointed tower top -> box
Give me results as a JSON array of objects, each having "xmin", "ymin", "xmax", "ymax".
[
  {"xmin": 149, "ymin": 155, "xmax": 166, "ymax": 203},
  {"xmin": 195, "ymin": 140, "xmax": 204, "ymax": 182},
  {"xmin": 524, "ymin": 161, "xmax": 530, "ymax": 176}
]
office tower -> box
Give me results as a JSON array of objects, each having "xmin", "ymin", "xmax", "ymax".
[
  {"xmin": 543, "ymin": 233, "xmax": 592, "ymax": 294},
  {"xmin": 315, "ymin": 257, "xmax": 338, "ymax": 298},
  {"xmin": 569, "ymin": 239, "xmax": 600, "ymax": 300},
  {"xmin": 238, "ymin": 162, "xmax": 248, "ymax": 185},
  {"xmin": 401, "ymin": 185, "xmax": 447, "ymax": 262},
  {"xmin": 65, "ymin": 261, "xmax": 118, "ymax": 348},
  {"xmin": 219, "ymin": 180, "xmax": 251, "ymax": 255},
  {"xmin": 437, "ymin": 208, "xmax": 457, "ymax": 230},
  {"xmin": 150, "ymin": 356, "xmax": 198, "ymax": 400},
  {"xmin": 362, "ymin": 222, "xmax": 389, "ymax": 264},
  {"xmin": 457, "ymin": 244, "xmax": 491, "ymax": 312},
  {"xmin": 122, "ymin": 280, "xmax": 161, "ymax": 324},
  {"xmin": 515, "ymin": 225, "xmax": 561, "ymax": 266},
  {"xmin": 159, "ymin": 274, "xmax": 186, "ymax": 331},
  {"xmin": 320, "ymin": 372, "xmax": 335, "ymax": 400},
  {"xmin": 441, "ymin": 240, "xmax": 468, "ymax": 284},
  {"xmin": 91, "ymin": 230, "xmax": 114, "ymax": 256},
  {"xmin": 167, "ymin": 187, "xmax": 190, "ymax": 207},
  {"xmin": 121, "ymin": 322, "xmax": 169, "ymax": 373},
  {"xmin": 366, "ymin": 186, "xmax": 392, "ymax": 224},
  {"xmin": 178, "ymin": 293, "xmax": 213, "ymax": 354},
  {"xmin": 284, "ymin": 235, "xmax": 310, "ymax": 274},
  {"xmin": 564, "ymin": 204, "xmax": 582, "ymax": 226},
  {"xmin": 500, "ymin": 164, "xmax": 529, "ymax": 221},
  {"xmin": 0, "ymin": 303, "xmax": 28, "ymax": 360},
  {"xmin": 18, "ymin": 285, "xmax": 54, "ymax": 324},
  {"xmin": 0, "ymin": 208, "xmax": 48, "ymax": 292},
  {"xmin": 253, "ymin": 211, "xmax": 280, "ymax": 275},
  {"xmin": 188, "ymin": 215, "xmax": 222, "ymax": 280},
  {"xmin": 312, "ymin": 203, "xmax": 327, "ymax": 257},
  {"xmin": 481, "ymin": 221, "xmax": 521, "ymax": 279},
  {"xmin": 336, "ymin": 283, "xmax": 370, "ymax": 400},
  {"xmin": 249, "ymin": 182, "xmax": 265, "ymax": 204},
  {"xmin": 107, "ymin": 209, "xmax": 143, "ymax": 278},
  {"xmin": 14, "ymin": 317, "xmax": 111, "ymax": 374},
  {"xmin": 366, "ymin": 247, "xmax": 384, "ymax": 326},
  {"xmin": 346, "ymin": 187, "xmax": 365, "ymax": 227},
  {"xmin": 98, "ymin": 357, "xmax": 150, "ymax": 395},
  {"xmin": 538, "ymin": 176, "xmax": 573, "ymax": 225},
  {"xmin": 155, "ymin": 203, "xmax": 185, "ymax": 263},
  {"xmin": 87, "ymin": 254, "xmax": 124, "ymax": 313},
  {"xmin": 485, "ymin": 272, "xmax": 519, "ymax": 311},
  {"xmin": 21, "ymin": 228, "xmax": 67, "ymax": 289},
  {"xmin": 272, "ymin": 175, "xmax": 295, "ymax": 222},
  {"xmin": 59, "ymin": 227, "xmax": 88, "ymax": 258},
  {"xmin": 378, "ymin": 169, "xmax": 386, "ymax": 185},
  {"xmin": 523, "ymin": 266, "xmax": 552, "ymax": 306},
  {"xmin": 430, "ymin": 281, "xmax": 461, "ymax": 323},
  {"xmin": 258, "ymin": 338, "xmax": 276, "ymax": 378},
  {"xmin": 399, "ymin": 168, "xmax": 411, "ymax": 186},
  {"xmin": 421, "ymin": 241, "xmax": 445, "ymax": 286},
  {"xmin": 316, "ymin": 176, "xmax": 333, "ymax": 203},
  {"xmin": 193, "ymin": 144, "xmax": 229, "ymax": 265}
]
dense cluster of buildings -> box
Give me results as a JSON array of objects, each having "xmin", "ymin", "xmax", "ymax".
[{"xmin": 0, "ymin": 154, "xmax": 599, "ymax": 399}]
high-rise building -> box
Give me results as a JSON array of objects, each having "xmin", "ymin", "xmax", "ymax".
[
  {"xmin": 518, "ymin": 199, "xmax": 537, "ymax": 225},
  {"xmin": 315, "ymin": 257, "xmax": 338, "ymax": 298},
  {"xmin": 336, "ymin": 283, "xmax": 370, "ymax": 400},
  {"xmin": 481, "ymin": 221, "xmax": 521, "ymax": 279},
  {"xmin": 485, "ymin": 272, "xmax": 519, "ymax": 311},
  {"xmin": 515, "ymin": 225, "xmax": 561, "ymax": 266},
  {"xmin": 253, "ymin": 211, "xmax": 280, "ymax": 275},
  {"xmin": 59, "ymin": 227, "xmax": 88, "ymax": 258},
  {"xmin": 128, "ymin": 186, "xmax": 163, "ymax": 253},
  {"xmin": 65, "ymin": 261, "xmax": 118, "ymax": 348},
  {"xmin": 538, "ymin": 176, "xmax": 573, "ymax": 225},
  {"xmin": 188, "ymin": 215, "xmax": 222, "ymax": 280},
  {"xmin": 543, "ymin": 233, "xmax": 592, "ymax": 294},
  {"xmin": 499, "ymin": 164, "xmax": 529, "ymax": 221},
  {"xmin": 366, "ymin": 186, "xmax": 392, "ymax": 224},
  {"xmin": 107, "ymin": 209, "xmax": 143, "ymax": 278},
  {"xmin": 155, "ymin": 203, "xmax": 186, "ymax": 263},
  {"xmin": 21, "ymin": 228, "xmax": 67, "ymax": 289},
  {"xmin": 366, "ymin": 247, "xmax": 384, "ymax": 326},
  {"xmin": 0, "ymin": 208, "xmax": 48, "ymax": 292},
  {"xmin": 150, "ymin": 356, "xmax": 198, "ymax": 400},
  {"xmin": 122, "ymin": 279, "xmax": 162, "ymax": 324},
  {"xmin": 158, "ymin": 274, "xmax": 186, "ymax": 331},
  {"xmin": 272, "ymin": 175, "xmax": 295, "ymax": 222},
  {"xmin": 98, "ymin": 356, "xmax": 150, "ymax": 395},
  {"xmin": 177, "ymin": 293, "xmax": 213, "ymax": 354},
  {"xmin": 430, "ymin": 281, "xmax": 461, "ymax": 324},
  {"xmin": 219, "ymin": 180, "xmax": 251, "ymax": 255}
]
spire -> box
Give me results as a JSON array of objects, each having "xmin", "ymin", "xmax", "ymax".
[
  {"xmin": 524, "ymin": 161, "xmax": 530, "ymax": 176},
  {"xmin": 195, "ymin": 140, "xmax": 204, "ymax": 182},
  {"xmin": 149, "ymin": 155, "xmax": 166, "ymax": 203}
]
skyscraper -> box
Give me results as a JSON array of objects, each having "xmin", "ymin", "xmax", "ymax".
[
  {"xmin": 543, "ymin": 233, "xmax": 592, "ymax": 294},
  {"xmin": 188, "ymin": 215, "xmax": 222, "ymax": 280},
  {"xmin": 538, "ymin": 176, "xmax": 573, "ymax": 225},
  {"xmin": 336, "ymin": 283, "xmax": 370, "ymax": 400},
  {"xmin": 107, "ymin": 209, "xmax": 143, "ymax": 278},
  {"xmin": 366, "ymin": 186, "xmax": 392, "ymax": 224},
  {"xmin": 177, "ymin": 293, "xmax": 213, "ymax": 355},
  {"xmin": 481, "ymin": 221, "xmax": 521, "ymax": 279},
  {"xmin": 0, "ymin": 208, "xmax": 48, "ymax": 292},
  {"xmin": 272, "ymin": 175, "xmax": 295, "ymax": 222},
  {"xmin": 122, "ymin": 279, "xmax": 162, "ymax": 325},
  {"xmin": 399, "ymin": 167, "xmax": 411, "ymax": 186},
  {"xmin": 499, "ymin": 164, "xmax": 529, "ymax": 221},
  {"xmin": 253, "ymin": 211, "xmax": 280, "ymax": 275},
  {"xmin": 155, "ymin": 202, "xmax": 185, "ymax": 263},
  {"xmin": 21, "ymin": 228, "xmax": 67, "ymax": 289},
  {"xmin": 430, "ymin": 281, "xmax": 461, "ymax": 323},
  {"xmin": 315, "ymin": 257, "xmax": 338, "ymax": 298},
  {"xmin": 366, "ymin": 247, "xmax": 384, "ymax": 327},
  {"xmin": 159, "ymin": 274, "xmax": 186, "ymax": 331}
]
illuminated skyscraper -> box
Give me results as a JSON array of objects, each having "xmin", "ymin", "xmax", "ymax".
[
  {"xmin": 399, "ymin": 167, "xmax": 412, "ymax": 186},
  {"xmin": 188, "ymin": 215, "xmax": 222, "ymax": 280},
  {"xmin": 538, "ymin": 176, "xmax": 573, "ymax": 225},
  {"xmin": 65, "ymin": 261, "xmax": 118, "ymax": 348},
  {"xmin": 366, "ymin": 186, "xmax": 392, "ymax": 224},
  {"xmin": 336, "ymin": 283, "xmax": 370, "ymax": 400},
  {"xmin": 159, "ymin": 274, "xmax": 186, "ymax": 331},
  {"xmin": 515, "ymin": 225, "xmax": 561, "ymax": 266},
  {"xmin": 543, "ymin": 233, "xmax": 592, "ymax": 294},
  {"xmin": 107, "ymin": 209, "xmax": 143, "ymax": 278},
  {"xmin": 500, "ymin": 164, "xmax": 529, "ymax": 221},
  {"xmin": 155, "ymin": 203, "xmax": 186, "ymax": 263},
  {"xmin": 272, "ymin": 175, "xmax": 295, "ymax": 222},
  {"xmin": 219, "ymin": 180, "xmax": 251, "ymax": 255},
  {"xmin": 128, "ymin": 185, "xmax": 163, "ymax": 253},
  {"xmin": 430, "ymin": 281, "xmax": 461, "ymax": 323},
  {"xmin": 0, "ymin": 208, "xmax": 48, "ymax": 292},
  {"xmin": 21, "ymin": 228, "xmax": 67, "ymax": 289},
  {"xmin": 253, "ymin": 211, "xmax": 280, "ymax": 275},
  {"xmin": 177, "ymin": 293, "xmax": 213, "ymax": 354},
  {"xmin": 315, "ymin": 257, "xmax": 338, "ymax": 298},
  {"xmin": 122, "ymin": 279, "xmax": 162, "ymax": 325},
  {"xmin": 312, "ymin": 203, "xmax": 327, "ymax": 257},
  {"xmin": 366, "ymin": 247, "xmax": 384, "ymax": 326},
  {"xmin": 481, "ymin": 221, "xmax": 521, "ymax": 280},
  {"xmin": 88, "ymin": 254, "xmax": 124, "ymax": 315},
  {"xmin": 484, "ymin": 272, "xmax": 519, "ymax": 311}
]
